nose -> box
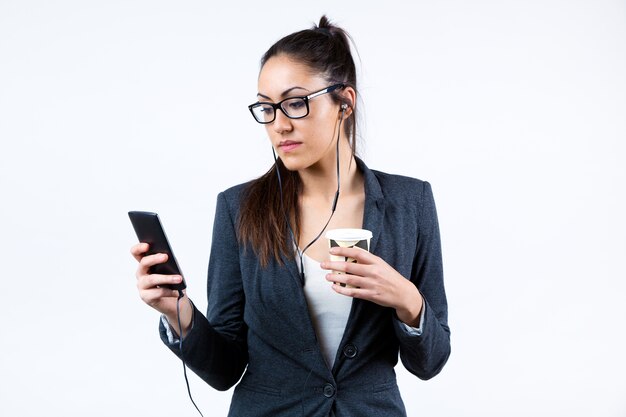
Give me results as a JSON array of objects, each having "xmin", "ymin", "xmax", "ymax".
[{"xmin": 272, "ymin": 109, "xmax": 293, "ymax": 134}]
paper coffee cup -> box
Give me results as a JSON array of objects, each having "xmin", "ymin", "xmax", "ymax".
[{"xmin": 325, "ymin": 228, "xmax": 373, "ymax": 287}]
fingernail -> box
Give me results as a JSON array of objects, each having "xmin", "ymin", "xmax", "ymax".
[{"xmin": 329, "ymin": 247, "xmax": 339, "ymax": 254}]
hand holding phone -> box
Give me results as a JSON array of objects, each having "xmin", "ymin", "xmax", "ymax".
[
  {"xmin": 129, "ymin": 211, "xmax": 193, "ymax": 345},
  {"xmin": 129, "ymin": 211, "xmax": 187, "ymax": 291}
]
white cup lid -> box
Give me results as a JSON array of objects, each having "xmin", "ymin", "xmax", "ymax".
[{"xmin": 325, "ymin": 228, "xmax": 373, "ymax": 241}]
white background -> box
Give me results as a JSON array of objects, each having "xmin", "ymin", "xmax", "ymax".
[{"xmin": 1, "ymin": 1, "xmax": 625, "ymax": 416}]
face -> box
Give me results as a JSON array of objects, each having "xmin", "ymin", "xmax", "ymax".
[{"xmin": 256, "ymin": 54, "xmax": 343, "ymax": 172}]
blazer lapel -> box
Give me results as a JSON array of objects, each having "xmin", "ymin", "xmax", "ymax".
[
  {"xmin": 356, "ymin": 157, "xmax": 385, "ymax": 254},
  {"xmin": 281, "ymin": 249, "xmax": 304, "ymax": 287},
  {"xmin": 334, "ymin": 158, "xmax": 386, "ymax": 368}
]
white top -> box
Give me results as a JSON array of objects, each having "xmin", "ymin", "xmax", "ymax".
[{"xmin": 300, "ymin": 253, "xmax": 353, "ymax": 369}]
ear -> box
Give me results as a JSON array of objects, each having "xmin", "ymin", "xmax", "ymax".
[{"xmin": 338, "ymin": 86, "xmax": 356, "ymax": 118}]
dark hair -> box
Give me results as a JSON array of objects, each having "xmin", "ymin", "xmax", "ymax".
[{"xmin": 238, "ymin": 16, "xmax": 359, "ymax": 266}]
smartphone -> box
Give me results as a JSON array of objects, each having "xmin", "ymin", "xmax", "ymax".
[{"xmin": 128, "ymin": 211, "xmax": 187, "ymax": 291}]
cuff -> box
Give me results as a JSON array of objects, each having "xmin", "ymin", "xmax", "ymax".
[
  {"xmin": 160, "ymin": 298, "xmax": 195, "ymax": 345},
  {"xmin": 398, "ymin": 302, "xmax": 426, "ymax": 336}
]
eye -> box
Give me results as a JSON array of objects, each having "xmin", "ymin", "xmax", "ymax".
[
  {"xmin": 259, "ymin": 104, "xmax": 273, "ymax": 113},
  {"xmin": 287, "ymin": 100, "xmax": 306, "ymax": 110}
]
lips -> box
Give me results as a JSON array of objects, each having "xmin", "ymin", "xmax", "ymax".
[{"xmin": 278, "ymin": 140, "xmax": 302, "ymax": 152}]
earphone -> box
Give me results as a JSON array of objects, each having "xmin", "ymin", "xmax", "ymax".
[{"xmin": 272, "ymin": 102, "xmax": 346, "ymax": 285}]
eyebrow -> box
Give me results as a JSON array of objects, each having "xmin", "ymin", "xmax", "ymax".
[{"xmin": 257, "ymin": 86, "xmax": 310, "ymax": 101}]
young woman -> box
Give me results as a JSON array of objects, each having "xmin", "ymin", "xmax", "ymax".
[{"xmin": 131, "ymin": 16, "xmax": 450, "ymax": 417}]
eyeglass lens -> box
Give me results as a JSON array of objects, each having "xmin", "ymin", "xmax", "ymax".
[{"xmin": 251, "ymin": 97, "xmax": 308, "ymax": 123}]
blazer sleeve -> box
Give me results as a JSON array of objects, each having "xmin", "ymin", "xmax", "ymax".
[
  {"xmin": 159, "ymin": 191, "xmax": 248, "ymax": 391},
  {"xmin": 392, "ymin": 181, "xmax": 451, "ymax": 380}
]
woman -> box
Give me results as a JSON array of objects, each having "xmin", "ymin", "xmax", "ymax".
[{"xmin": 131, "ymin": 16, "xmax": 450, "ymax": 417}]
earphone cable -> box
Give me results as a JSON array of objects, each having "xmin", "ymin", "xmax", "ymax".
[
  {"xmin": 272, "ymin": 107, "xmax": 345, "ymax": 285},
  {"xmin": 176, "ymin": 290, "xmax": 204, "ymax": 417}
]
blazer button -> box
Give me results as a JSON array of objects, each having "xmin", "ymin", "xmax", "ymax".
[
  {"xmin": 343, "ymin": 343, "xmax": 358, "ymax": 358},
  {"xmin": 323, "ymin": 383, "xmax": 335, "ymax": 398}
]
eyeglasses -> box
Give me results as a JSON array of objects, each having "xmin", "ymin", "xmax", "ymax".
[{"xmin": 248, "ymin": 84, "xmax": 345, "ymax": 124}]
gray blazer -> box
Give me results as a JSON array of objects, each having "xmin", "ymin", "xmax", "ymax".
[{"xmin": 160, "ymin": 158, "xmax": 451, "ymax": 416}]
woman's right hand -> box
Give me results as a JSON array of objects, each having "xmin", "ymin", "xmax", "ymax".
[{"xmin": 130, "ymin": 242, "xmax": 193, "ymax": 336}]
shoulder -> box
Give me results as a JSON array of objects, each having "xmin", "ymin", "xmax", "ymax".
[
  {"xmin": 359, "ymin": 159, "xmax": 436, "ymax": 222},
  {"xmin": 220, "ymin": 181, "xmax": 251, "ymax": 203},
  {"xmin": 361, "ymin": 157, "xmax": 433, "ymax": 204},
  {"xmin": 364, "ymin": 165, "xmax": 439, "ymax": 233},
  {"xmin": 371, "ymin": 168, "xmax": 430, "ymax": 197},
  {"xmin": 214, "ymin": 180, "xmax": 254, "ymax": 219},
  {"xmin": 357, "ymin": 157, "xmax": 430, "ymax": 196},
  {"xmin": 372, "ymin": 169, "xmax": 434, "ymax": 217}
]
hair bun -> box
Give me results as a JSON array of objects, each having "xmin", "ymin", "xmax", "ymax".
[
  {"xmin": 318, "ymin": 15, "xmax": 332, "ymax": 29},
  {"xmin": 316, "ymin": 15, "xmax": 337, "ymax": 35}
]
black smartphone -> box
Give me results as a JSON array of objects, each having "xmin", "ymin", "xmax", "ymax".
[{"xmin": 128, "ymin": 211, "xmax": 187, "ymax": 291}]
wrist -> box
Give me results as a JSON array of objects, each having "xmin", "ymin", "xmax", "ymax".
[
  {"xmin": 166, "ymin": 297, "xmax": 193, "ymax": 337},
  {"xmin": 395, "ymin": 285, "xmax": 423, "ymax": 327}
]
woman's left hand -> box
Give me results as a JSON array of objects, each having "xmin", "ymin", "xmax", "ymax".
[{"xmin": 321, "ymin": 246, "xmax": 424, "ymax": 327}]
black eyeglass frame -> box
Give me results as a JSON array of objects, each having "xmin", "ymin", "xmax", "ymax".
[{"xmin": 248, "ymin": 83, "xmax": 345, "ymax": 124}]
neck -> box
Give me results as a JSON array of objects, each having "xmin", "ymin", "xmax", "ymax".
[{"xmin": 298, "ymin": 135, "xmax": 362, "ymax": 203}]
